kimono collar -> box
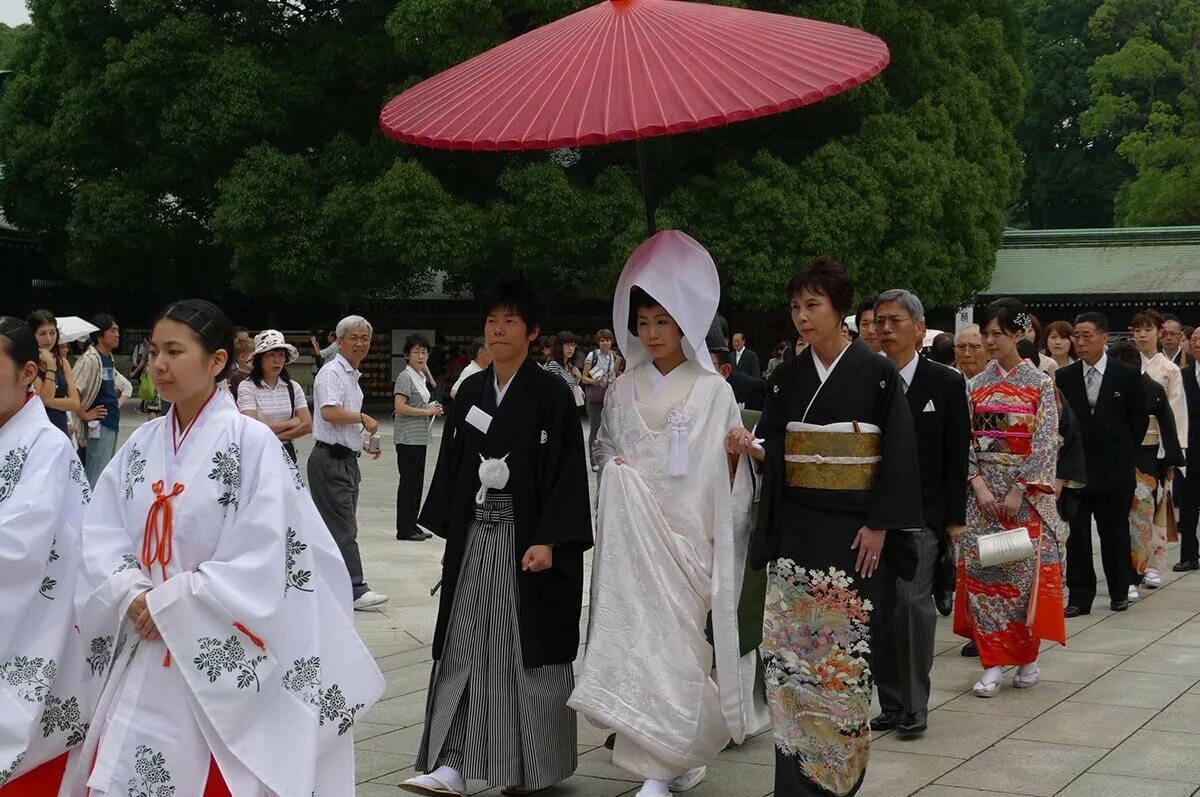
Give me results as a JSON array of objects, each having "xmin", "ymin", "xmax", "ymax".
[
  {"xmin": 988, "ymin": 358, "xmax": 1031, "ymax": 379},
  {"xmin": 812, "ymin": 341, "xmax": 852, "ymax": 384},
  {"xmin": 494, "ymin": 366, "xmax": 520, "ymax": 406},
  {"xmin": 169, "ymin": 387, "xmax": 222, "ymax": 454},
  {"xmin": 643, "ymin": 360, "xmax": 690, "ymax": 396},
  {"xmin": 0, "ymin": 392, "xmax": 46, "ymax": 445}
]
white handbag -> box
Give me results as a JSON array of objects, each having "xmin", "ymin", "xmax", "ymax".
[{"xmin": 977, "ymin": 527, "xmax": 1034, "ymax": 568}]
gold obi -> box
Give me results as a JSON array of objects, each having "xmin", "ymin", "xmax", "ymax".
[
  {"xmin": 1142, "ymin": 416, "xmax": 1160, "ymax": 447},
  {"xmin": 784, "ymin": 428, "xmax": 882, "ymax": 491}
]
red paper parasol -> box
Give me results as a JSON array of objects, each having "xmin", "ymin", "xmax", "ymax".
[{"xmin": 380, "ymin": 0, "xmax": 890, "ymax": 230}]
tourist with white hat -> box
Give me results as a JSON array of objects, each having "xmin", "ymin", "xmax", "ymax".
[{"xmin": 237, "ymin": 329, "xmax": 312, "ymax": 464}]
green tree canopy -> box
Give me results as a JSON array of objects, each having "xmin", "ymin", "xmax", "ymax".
[
  {"xmin": 1080, "ymin": 0, "xmax": 1200, "ymax": 226},
  {"xmin": 1015, "ymin": 0, "xmax": 1129, "ymax": 228},
  {"xmin": 0, "ymin": 22, "xmax": 30, "ymax": 69},
  {"xmin": 1, "ymin": 0, "xmax": 1027, "ymax": 310}
]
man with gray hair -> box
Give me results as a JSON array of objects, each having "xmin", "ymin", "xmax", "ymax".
[
  {"xmin": 309, "ymin": 314, "xmax": 388, "ymax": 610},
  {"xmin": 954, "ymin": 324, "xmax": 986, "ymax": 379},
  {"xmin": 871, "ymin": 289, "xmax": 970, "ymax": 737}
]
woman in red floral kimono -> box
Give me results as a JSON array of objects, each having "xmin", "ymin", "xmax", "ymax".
[{"xmin": 955, "ymin": 298, "xmax": 1066, "ymax": 698}]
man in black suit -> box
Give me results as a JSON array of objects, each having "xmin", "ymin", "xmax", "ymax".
[
  {"xmin": 870, "ymin": 290, "xmax": 970, "ymax": 738},
  {"xmin": 1176, "ymin": 357, "xmax": 1200, "ymax": 571},
  {"xmin": 1162, "ymin": 315, "xmax": 1191, "ymax": 369},
  {"xmin": 1056, "ymin": 311, "xmax": 1149, "ymax": 614},
  {"xmin": 711, "ymin": 322, "xmax": 766, "ymax": 411},
  {"xmin": 731, "ymin": 332, "xmax": 761, "ymax": 378}
]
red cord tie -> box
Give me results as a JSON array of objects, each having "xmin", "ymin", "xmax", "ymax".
[
  {"xmin": 142, "ymin": 480, "xmax": 185, "ymax": 580},
  {"xmin": 233, "ymin": 622, "xmax": 267, "ymax": 652}
]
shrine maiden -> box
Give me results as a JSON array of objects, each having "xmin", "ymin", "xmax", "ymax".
[
  {"xmin": 0, "ymin": 318, "xmax": 105, "ymax": 796},
  {"xmin": 68, "ymin": 299, "xmax": 383, "ymax": 797}
]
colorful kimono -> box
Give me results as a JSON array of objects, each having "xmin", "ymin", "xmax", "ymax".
[
  {"xmin": 752, "ymin": 341, "xmax": 923, "ymax": 797},
  {"xmin": 955, "ymin": 360, "xmax": 1066, "ymax": 667},
  {"xmin": 570, "ymin": 362, "xmax": 760, "ymax": 778},
  {"xmin": 67, "ymin": 391, "xmax": 383, "ymax": 796},
  {"xmin": 0, "ymin": 397, "xmax": 105, "ymax": 791},
  {"xmin": 1129, "ymin": 374, "xmax": 1185, "ymax": 575}
]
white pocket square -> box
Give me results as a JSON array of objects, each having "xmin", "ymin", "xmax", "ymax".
[{"xmin": 923, "ymin": 400, "xmax": 936, "ymax": 413}]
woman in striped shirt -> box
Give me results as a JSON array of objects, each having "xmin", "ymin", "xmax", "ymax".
[
  {"xmin": 545, "ymin": 331, "xmax": 583, "ymax": 406},
  {"xmin": 394, "ymin": 334, "xmax": 443, "ymax": 542},
  {"xmin": 237, "ymin": 329, "xmax": 312, "ymax": 463}
]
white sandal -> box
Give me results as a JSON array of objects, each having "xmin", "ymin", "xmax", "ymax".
[
  {"xmin": 669, "ymin": 767, "xmax": 707, "ymax": 792},
  {"xmin": 400, "ymin": 773, "xmax": 465, "ymax": 796},
  {"xmin": 1014, "ymin": 663, "xmax": 1039, "ymax": 688},
  {"xmin": 973, "ymin": 679, "xmax": 1000, "ymax": 697},
  {"xmin": 973, "ymin": 665, "xmax": 1003, "ymax": 697}
]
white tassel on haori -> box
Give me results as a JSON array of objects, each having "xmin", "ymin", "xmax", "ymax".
[
  {"xmin": 476, "ymin": 454, "xmax": 511, "ymax": 504},
  {"xmin": 667, "ymin": 407, "xmax": 690, "ymax": 476}
]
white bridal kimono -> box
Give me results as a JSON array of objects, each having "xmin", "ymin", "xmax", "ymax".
[
  {"xmin": 68, "ymin": 392, "xmax": 384, "ymax": 796},
  {"xmin": 569, "ymin": 363, "xmax": 760, "ymax": 777},
  {"xmin": 568, "ymin": 230, "xmax": 762, "ymax": 779},
  {"xmin": 0, "ymin": 396, "xmax": 104, "ymax": 787}
]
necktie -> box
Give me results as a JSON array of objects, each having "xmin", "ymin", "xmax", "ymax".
[
  {"xmin": 900, "ymin": 374, "xmax": 910, "ymax": 394},
  {"xmin": 1086, "ymin": 366, "xmax": 1100, "ymax": 409}
]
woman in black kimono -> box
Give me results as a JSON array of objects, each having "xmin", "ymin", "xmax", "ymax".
[
  {"xmin": 728, "ymin": 257, "xmax": 923, "ymax": 797},
  {"xmin": 404, "ymin": 272, "xmax": 594, "ymax": 797},
  {"xmin": 1109, "ymin": 340, "xmax": 1186, "ymax": 590}
]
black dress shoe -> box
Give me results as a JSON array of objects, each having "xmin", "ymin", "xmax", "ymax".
[
  {"xmin": 1174, "ymin": 560, "xmax": 1200, "ymax": 572},
  {"xmin": 1110, "ymin": 599, "xmax": 1130, "ymax": 612},
  {"xmin": 960, "ymin": 640, "xmax": 978, "ymax": 657},
  {"xmin": 897, "ymin": 714, "xmax": 927, "ymax": 737},
  {"xmin": 934, "ymin": 592, "xmax": 953, "ymax": 617},
  {"xmin": 1064, "ymin": 605, "xmax": 1090, "ymax": 618},
  {"xmin": 869, "ymin": 713, "xmax": 901, "ymax": 732},
  {"xmin": 397, "ymin": 531, "xmax": 427, "ymax": 541}
]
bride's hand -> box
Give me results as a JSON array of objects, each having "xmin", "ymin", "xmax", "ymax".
[{"xmin": 724, "ymin": 427, "xmax": 764, "ymax": 461}]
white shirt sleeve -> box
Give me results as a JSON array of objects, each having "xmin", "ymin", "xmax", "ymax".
[
  {"xmin": 292, "ymin": 380, "xmax": 308, "ymax": 412},
  {"xmin": 315, "ymin": 367, "xmax": 345, "ymax": 409},
  {"xmin": 237, "ymin": 383, "xmax": 256, "ymax": 413}
]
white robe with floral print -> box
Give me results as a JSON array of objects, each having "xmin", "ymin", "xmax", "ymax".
[
  {"xmin": 0, "ymin": 396, "xmax": 104, "ymax": 788},
  {"xmin": 66, "ymin": 392, "xmax": 383, "ymax": 796}
]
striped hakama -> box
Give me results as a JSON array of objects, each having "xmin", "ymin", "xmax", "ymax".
[{"xmin": 416, "ymin": 493, "xmax": 577, "ymax": 790}]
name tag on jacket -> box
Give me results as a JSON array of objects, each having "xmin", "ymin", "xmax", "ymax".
[{"xmin": 466, "ymin": 405, "xmax": 493, "ymax": 434}]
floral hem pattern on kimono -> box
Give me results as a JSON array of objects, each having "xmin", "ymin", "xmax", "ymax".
[
  {"xmin": 1129, "ymin": 468, "xmax": 1167, "ymax": 575},
  {"xmin": 761, "ymin": 561, "xmax": 871, "ymax": 796}
]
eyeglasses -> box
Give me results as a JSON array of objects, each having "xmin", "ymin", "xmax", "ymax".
[
  {"xmin": 1070, "ymin": 333, "xmax": 1098, "ymax": 342},
  {"xmin": 955, "ymin": 344, "xmax": 983, "ymax": 352},
  {"xmin": 873, "ymin": 315, "xmax": 912, "ymax": 328}
]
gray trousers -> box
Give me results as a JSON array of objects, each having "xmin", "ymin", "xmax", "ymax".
[
  {"xmin": 586, "ymin": 401, "xmax": 604, "ymax": 466},
  {"xmin": 875, "ymin": 527, "xmax": 939, "ymax": 719},
  {"xmin": 307, "ymin": 445, "xmax": 368, "ymax": 600}
]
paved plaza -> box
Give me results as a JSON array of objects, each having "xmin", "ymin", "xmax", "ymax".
[{"xmin": 130, "ymin": 413, "xmax": 1200, "ymax": 796}]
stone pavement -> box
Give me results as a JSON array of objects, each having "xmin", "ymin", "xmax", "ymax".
[{"xmin": 126, "ymin": 413, "xmax": 1200, "ymax": 796}]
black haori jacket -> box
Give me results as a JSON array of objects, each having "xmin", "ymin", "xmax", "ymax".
[{"xmin": 420, "ymin": 357, "xmax": 594, "ymax": 667}]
